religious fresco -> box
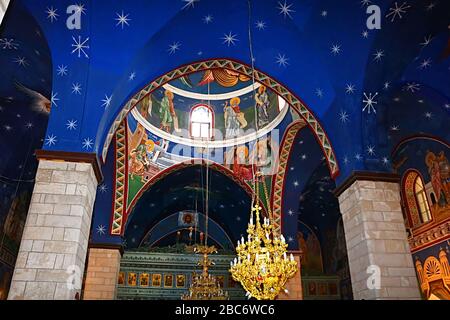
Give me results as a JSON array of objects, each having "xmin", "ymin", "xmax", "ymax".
[
  {"xmin": 393, "ymin": 139, "xmax": 450, "ymax": 299},
  {"xmin": 0, "ymin": 0, "xmax": 52, "ymax": 300},
  {"xmin": 134, "ymin": 70, "xmax": 284, "ymax": 141},
  {"xmin": 117, "ymin": 251, "xmax": 246, "ymax": 300},
  {"xmin": 425, "ymin": 151, "xmax": 450, "ymax": 214},
  {"xmin": 411, "ymin": 239, "xmax": 450, "ymax": 300},
  {"xmin": 123, "ymin": 76, "xmax": 289, "ymax": 213},
  {"xmin": 297, "ymin": 221, "xmax": 323, "ymax": 275},
  {"xmin": 0, "ymin": 0, "xmax": 448, "ymax": 302},
  {"xmin": 103, "ymin": 83, "xmax": 294, "ymax": 238},
  {"xmin": 393, "ymin": 139, "xmax": 450, "ymax": 231}
]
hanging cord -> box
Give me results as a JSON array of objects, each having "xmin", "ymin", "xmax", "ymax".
[
  {"xmin": 204, "ymin": 81, "xmax": 211, "ymax": 247},
  {"xmin": 193, "ymin": 181, "xmax": 198, "ymax": 246},
  {"xmin": 262, "ymin": 177, "xmax": 273, "ymax": 223},
  {"xmin": 247, "ymin": 0, "xmax": 261, "ymax": 214}
]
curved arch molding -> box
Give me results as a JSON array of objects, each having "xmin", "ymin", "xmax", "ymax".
[
  {"xmin": 101, "ymin": 59, "xmax": 339, "ymax": 179},
  {"xmin": 110, "ymin": 156, "xmax": 267, "ymax": 235},
  {"xmin": 270, "ymin": 120, "xmax": 307, "ymax": 233},
  {"xmin": 139, "ymin": 212, "xmax": 235, "ymax": 249}
]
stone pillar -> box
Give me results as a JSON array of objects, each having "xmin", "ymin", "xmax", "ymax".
[
  {"xmin": 336, "ymin": 174, "xmax": 421, "ymax": 300},
  {"xmin": 278, "ymin": 251, "xmax": 302, "ymax": 300},
  {"xmin": 8, "ymin": 152, "xmax": 101, "ymax": 300},
  {"xmin": 0, "ymin": 0, "xmax": 10, "ymax": 26},
  {"xmin": 83, "ymin": 247, "xmax": 122, "ymax": 300}
]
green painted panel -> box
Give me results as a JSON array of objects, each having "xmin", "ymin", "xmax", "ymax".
[{"xmin": 117, "ymin": 251, "xmax": 246, "ymax": 300}]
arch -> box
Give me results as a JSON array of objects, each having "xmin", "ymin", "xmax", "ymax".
[
  {"xmin": 101, "ymin": 59, "xmax": 339, "ymax": 179},
  {"xmin": 270, "ymin": 119, "xmax": 307, "ymax": 233},
  {"xmin": 401, "ymin": 169, "xmax": 433, "ymax": 227},
  {"xmin": 111, "ymin": 159, "xmax": 267, "ymax": 236},
  {"xmin": 391, "ymin": 134, "xmax": 450, "ymax": 158},
  {"xmin": 135, "ymin": 212, "xmax": 234, "ymax": 249}
]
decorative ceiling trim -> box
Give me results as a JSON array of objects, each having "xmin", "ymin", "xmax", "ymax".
[
  {"xmin": 114, "ymin": 159, "xmax": 268, "ymax": 236},
  {"xmin": 110, "ymin": 121, "xmax": 128, "ymax": 235},
  {"xmin": 101, "ymin": 59, "xmax": 339, "ymax": 179},
  {"xmin": 162, "ymin": 82, "xmax": 261, "ymax": 100},
  {"xmin": 139, "ymin": 212, "xmax": 235, "ymax": 249}
]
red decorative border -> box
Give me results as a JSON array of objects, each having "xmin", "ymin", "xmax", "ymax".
[
  {"xmin": 270, "ymin": 120, "xmax": 307, "ymax": 234},
  {"xmin": 120, "ymin": 159, "xmax": 267, "ymax": 236}
]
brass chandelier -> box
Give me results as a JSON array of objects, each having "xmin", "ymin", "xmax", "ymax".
[
  {"xmin": 182, "ymin": 245, "xmax": 229, "ymax": 300},
  {"xmin": 229, "ymin": 202, "xmax": 298, "ymax": 300}
]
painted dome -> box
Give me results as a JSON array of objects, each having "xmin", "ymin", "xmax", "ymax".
[{"xmin": 131, "ymin": 69, "xmax": 288, "ymax": 147}]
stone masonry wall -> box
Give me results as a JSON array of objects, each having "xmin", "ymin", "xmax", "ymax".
[
  {"xmin": 83, "ymin": 248, "xmax": 121, "ymax": 300},
  {"xmin": 7, "ymin": 160, "xmax": 98, "ymax": 300},
  {"xmin": 338, "ymin": 180, "xmax": 421, "ymax": 300}
]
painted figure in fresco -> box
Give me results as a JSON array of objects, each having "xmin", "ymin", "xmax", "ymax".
[
  {"xmin": 159, "ymin": 90, "xmax": 180, "ymax": 133},
  {"xmin": 297, "ymin": 232, "xmax": 308, "ymax": 265},
  {"xmin": 232, "ymin": 145, "xmax": 254, "ymax": 181},
  {"xmin": 129, "ymin": 138, "xmax": 162, "ymax": 180},
  {"xmin": 254, "ymin": 138, "xmax": 272, "ymax": 171},
  {"xmin": 224, "ymin": 97, "xmax": 247, "ymax": 138},
  {"xmin": 426, "ymin": 151, "xmax": 450, "ymax": 207},
  {"xmin": 255, "ymin": 85, "xmax": 270, "ymax": 128},
  {"xmin": 437, "ymin": 151, "xmax": 450, "ymax": 198},
  {"xmin": 129, "ymin": 142, "xmax": 150, "ymax": 179},
  {"xmin": 140, "ymin": 94, "xmax": 152, "ymax": 118}
]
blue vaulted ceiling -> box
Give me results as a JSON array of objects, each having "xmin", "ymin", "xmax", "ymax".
[
  {"xmin": 0, "ymin": 0, "xmax": 446, "ymax": 185},
  {"xmin": 120, "ymin": 165, "xmax": 252, "ymax": 249}
]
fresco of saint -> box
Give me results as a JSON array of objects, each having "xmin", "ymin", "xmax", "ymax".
[
  {"xmin": 426, "ymin": 151, "xmax": 450, "ymax": 207},
  {"xmin": 224, "ymin": 97, "xmax": 248, "ymax": 138},
  {"xmin": 129, "ymin": 142, "xmax": 149, "ymax": 179},
  {"xmin": 224, "ymin": 97, "xmax": 242, "ymax": 138},
  {"xmin": 159, "ymin": 90, "xmax": 180, "ymax": 133},
  {"xmin": 232, "ymin": 145, "xmax": 254, "ymax": 181},
  {"xmin": 255, "ymin": 85, "xmax": 270, "ymax": 128}
]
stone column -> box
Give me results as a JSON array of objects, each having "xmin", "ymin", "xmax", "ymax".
[
  {"xmin": 336, "ymin": 173, "xmax": 421, "ymax": 300},
  {"xmin": 0, "ymin": 0, "xmax": 10, "ymax": 26},
  {"xmin": 83, "ymin": 247, "xmax": 122, "ymax": 300},
  {"xmin": 277, "ymin": 251, "xmax": 302, "ymax": 300},
  {"xmin": 8, "ymin": 151, "xmax": 101, "ymax": 300}
]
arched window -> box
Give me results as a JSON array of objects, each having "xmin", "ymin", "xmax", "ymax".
[
  {"xmin": 414, "ymin": 177, "xmax": 432, "ymax": 223},
  {"xmin": 190, "ymin": 104, "xmax": 214, "ymax": 139},
  {"xmin": 402, "ymin": 170, "xmax": 432, "ymax": 227}
]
